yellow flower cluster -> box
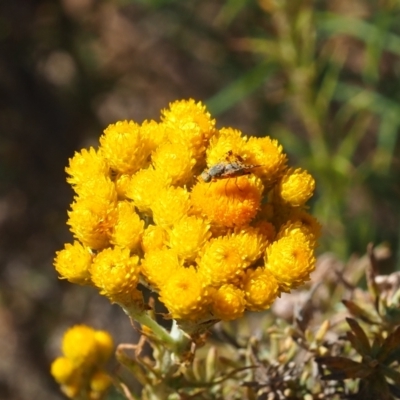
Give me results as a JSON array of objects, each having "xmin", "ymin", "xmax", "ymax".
[
  {"xmin": 50, "ymin": 325, "xmax": 113, "ymax": 399},
  {"xmin": 54, "ymin": 99, "xmax": 320, "ymax": 326}
]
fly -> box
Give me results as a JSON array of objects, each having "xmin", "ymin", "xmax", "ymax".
[{"xmin": 200, "ymin": 151, "xmax": 261, "ymax": 183}]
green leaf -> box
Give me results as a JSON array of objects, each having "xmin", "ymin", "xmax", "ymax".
[
  {"xmin": 332, "ymin": 82, "xmax": 400, "ymax": 173},
  {"xmin": 317, "ymin": 12, "xmax": 400, "ymax": 58},
  {"xmin": 214, "ymin": 0, "xmax": 254, "ymax": 27},
  {"xmin": 373, "ymin": 112, "xmax": 400, "ymax": 173},
  {"xmin": 206, "ymin": 63, "xmax": 277, "ymax": 115}
]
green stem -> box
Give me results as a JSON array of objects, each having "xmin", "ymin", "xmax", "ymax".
[{"xmin": 120, "ymin": 303, "xmax": 178, "ymax": 351}]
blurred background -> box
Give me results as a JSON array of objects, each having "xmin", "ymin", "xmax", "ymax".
[{"xmin": 0, "ymin": 0, "xmax": 399, "ymax": 398}]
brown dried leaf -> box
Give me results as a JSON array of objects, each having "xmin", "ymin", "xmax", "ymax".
[
  {"xmin": 315, "ymin": 356, "xmax": 373, "ymax": 379},
  {"xmin": 377, "ymin": 325, "xmax": 400, "ymax": 364},
  {"xmin": 346, "ymin": 318, "xmax": 371, "ymax": 355},
  {"xmin": 342, "ymin": 299, "xmax": 379, "ymax": 324}
]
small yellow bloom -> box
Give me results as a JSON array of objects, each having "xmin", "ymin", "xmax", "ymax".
[
  {"xmin": 151, "ymin": 186, "xmax": 190, "ymax": 227},
  {"xmin": 90, "ymin": 247, "xmax": 140, "ymax": 304},
  {"xmin": 162, "ymin": 99, "xmax": 216, "ymax": 159},
  {"xmin": 206, "ymin": 127, "xmax": 247, "ymax": 165},
  {"xmin": 50, "ymin": 357, "xmax": 76, "ymax": 384},
  {"xmin": 243, "ymin": 267, "xmax": 280, "ymax": 311},
  {"xmin": 66, "ymin": 147, "xmax": 109, "ymax": 189},
  {"xmin": 266, "ymin": 226, "xmax": 316, "ymax": 291},
  {"xmin": 90, "ymin": 370, "xmax": 112, "ymax": 394},
  {"xmin": 245, "ymin": 136, "xmax": 287, "ymax": 188},
  {"xmin": 100, "ymin": 120, "xmax": 149, "ymax": 174},
  {"xmin": 54, "ymin": 241, "xmax": 93, "ymax": 285},
  {"xmin": 197, "ymin": 235, "xmax": 247, "ymax": 286},
  {"xmin": 94, "ymin": 330, "xmax": 114, "ymax": 365},
  {"xmin": 168, "ymin": 216, "xmax": 211, "ymax": 262},
  {"xmin": 110, "ymin": 201, "xmax": 144, "ymax": 250},
  {"xmin": 277, "ymin": 168, "xmax": 315, "ymax": 207},
  {"xmin": 191, "ymin": 175, "xmax": 263, "ymax": 227},
  {"xmin": 73, "ymin": 176, "xmax": 118, "ymax": 205},
  {"xmin": 140, "ymin": 119, "xmax": 167, "ymax": 153},
  {"xmin": 141, "ymin": 224, "xmax": 168, "ymax": 253},
  {"xmin": 231, "ymin": 226, "xmax": 269, "ymax": 266},
  {"xmin": 159, "ymin": 266, "xmax": 210, "ymax": 321},
  {"xmin": 62, "ymin": 325, "xmax": 97, "ymax": 368},
  {"xmin": 287, "ymin": 209, "xmax": 322, "ymax": 244},
  {"xmin": 276, "ymin": 220, "xmax": 317, "ymax": 243},
  {"xmin": 126, "ymin": 167, "xmax": 171, "ymax": 214},
  {"xmin": 152, "ymin": 142, "xmax": 196, "ymax": 186},
  {"xmin": 141, "ymin": 249, "xmax": 181, "ymax": 289},
  {"xmin": 211, "ymin": 284, "xmax": 246, "ymax": 321},
  {"xmin": 67, "ymin": 197, "xmax": 117, "ymax": 250}
]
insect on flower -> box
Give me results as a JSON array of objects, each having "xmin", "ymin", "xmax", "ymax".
[{"xmin": 200, "ymin": 151, "xmax": 262, "ymax": 183}]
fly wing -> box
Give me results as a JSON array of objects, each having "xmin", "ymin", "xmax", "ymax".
[{"xmin": 208, "ymin": 163, "xmax": 227, "ymax": 178}]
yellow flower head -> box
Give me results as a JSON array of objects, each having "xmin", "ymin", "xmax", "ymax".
[
  {"xmin": 141, "ymin": 249, "xmax": 181, "ymax": 289},
  {"xmin": 162, "ymin": 99, "xmax": 216, "ymax": 159},
  {"xmin": 50, "ymin": 357, "xmax": 76, "ymax": 384},
  {"xmin": 62, "ymin": 325, "xmax": 98, "ymax": 368},
  {"xmin": 100, "ymin": 120, "xmax": 149, "ymax": 174},
  {"xmin": 287, "ymin": 209, "xmax": 322, "ymax": 244},
  {"xmin": 276, "ymin": 220, "xmax": 318, "ymax": 244},
  {"xmin": 243, "ymin": 267, "xmax": 280, "ymax": 311},
  {"xmin": 73, "ymin": 176, "xmax": 118, "ymax": 203},
  {"xmin": 110, "ymin": 201, "xmax": 144, "ymax": 250},
  {"xmin": 141, "ymin": 224, "xmax": 168, "ymax": 253},
  {"xmin": 231, "ymin": 226, "xmax": 269, "ymax": 266},
  {"xmin": 197, "ymin": 235, "xmax": 248, "ymax": 286},
  {"xmin": 151, "ymin": 186, "xmax": 190, "ymax": 227},
  {"xmin": 66, "ymin": 147, "xmax": 109, "ymax": 189},
  {"xmin": 126, "ymin": 167, "xmax": 171, "ymax": 214},
  {"xmin": 191, "ymin": 175, "xmax": 263, "ymax": 227},
  {"xmin": 54, "ymin": 241, "xmax": 93, "ymax": 285},
  {"xmin": 211, "ymin": 284, "xmax": 246, "ymax": 321},
  {"xmin": 67, "ymin": 197, "xmax": 117, "ymax": 250},
  {"xmin": 276, "ymin": 168, "xmax": 315, "ymax": 207},
  {"xmin": 245, "ymin": 136, "xmax": 287, "ymax": 188},
  {"xmin": 94, "ymin": 330, "xmax": 114, "ymax": 365},
  {"xmin": 168, "ymin": 216, "xmax": 211, "ymax": 262},
  {"xmin": 90, "ymin": 247, "xmax": 140, "ymax": 304},
  {"xmin": 152, "ymin": 142, "xmax": 197, "ymax": 186},
  {"xmin": 159, "ymin": 266, "xmax": 210, "ymax": 321},
  {"xmin": 140, "ymin": 119, "xmax": 167, "ymax": 152},
  {"xmin": 266, "ymin": 224, "xmax": 316, "ymax": 291},
  {"xmin": 90, "ymin": 370, "xmax": 113, "ymax": 394},
  {"xmin": 206, "ymin": 127, "xmax": 247, "ymax": 165}
]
